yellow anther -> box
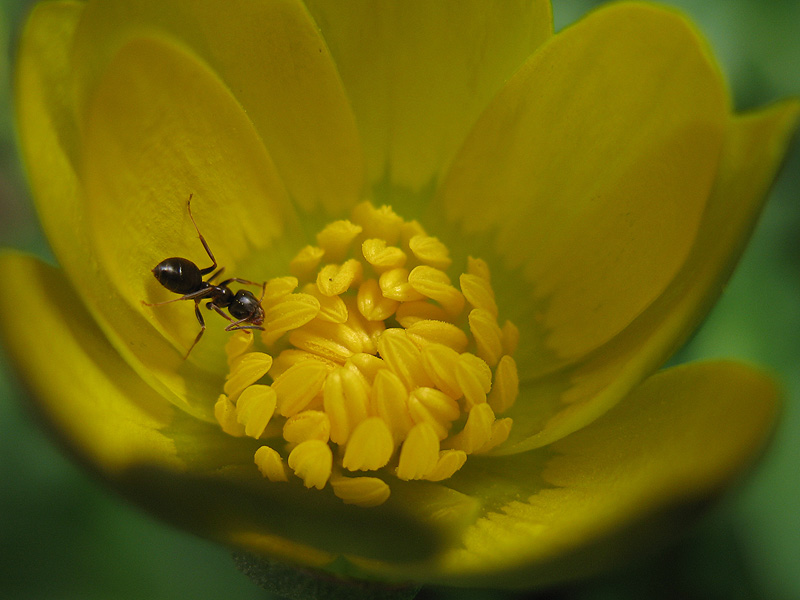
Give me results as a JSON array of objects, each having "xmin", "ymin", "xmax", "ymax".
[
  {"xmin": 445, "ymin": 403, "xmax": 495, "ymax": 454},
  {"xmin": 407, "ymin": 266, "xmax": 465, "ymax": 317},
  {"xmin": 262, "ymin": 293, "xmax": 320, "ymax": 344},
  {"xmin": 317, "ymin": 259, "xmax": 363, "ymax": 297},
  {"xmin": 283, "ymin": 410, "xmax": 331, "ymax": 444},
  {"xmin": 224, "ymin": 352, "xmax": 273, "ymax": 398},
  {"xmin": 236, "ymin": 384, "xmax": 278, "ymax": 439},
  {"xmin": 316, "ymin": 219, "xmax": 363, "ymax": 262},
  {"xmin": 396, "ymin": 422, "xmax": 440, "ymax": 481},
  {"xmin": 357, "ymin": 279, "xmax": 399, "ymax": 321},
  {"xmin": 460, "ymin": 273, "xmax": 498, "ymax": 317},
  {"xmin": 288, "ymin": 440, "xmax": 332, "ymax": 489},
  {"xmin": 344, "ymin": 353, "xmax": 385, "ymax": 385},
  {"xmin": 254, "ymin": 446, "xmax": 289, "ymax": 482},
  {"xmin": 343, "ymin": 417, "xmax": 395, "ymax": 471},
  {"xmin": 269, "ymin": 351, "xmax": 336, "ymax": 380},
  {"xmin": 217, "ymin": 203, "xmax": 521, "ymax": 505},
  {"xmin": 408, "ymin": 387, "xmax": 461, "ymax": 440},
  {"xmin": 330, "ymin": 475, "xmax": 391, "ymax": 507},
  {"xmin": 371, "ymin": 369, "xmax": 414, "ymax": 443},
  {"xmin": 467, "ymin": 256, "xmax": 491, "ymax": 281},
  {"xmin": 289, "ymin": 245, "xmax": 325, "ymax": 281},
  {"xmin": 290, "ymin": 319, "xmax": 367, "ymax": 363},
  {"xmin": 343, "ymin": 297, "xmax": 384, "ymax": 354},
  {"xmin": 377, "ymin": 329, "xmax": 435, "ymax": 390},
  {"xmin": 489, "ymin": 355, "xmax": 519, "ymax": 414},
  {"xmin": 394, "ymin": 300, "xmax": 450, "ymax": 328},
  {"xmin": 225, "ymin": 330, "xmax": 254, "ymax": 366},
  {"xmin": 214, "ymin": 394, "xmax": 246, "ymax": 437},
  {"xmin": 468, "ymin": 308, "xmax": 504, "ymax": 367},
  {"xmin": 351, "ymin": 202, "xmax": 403, "ymax": 245},
  {"xmin": 502, "ymin": 320, "xmax": 520, "ymax": 356},
  {"xmin": 425, "ymin": 450, "xmax": 467, "ymax": 482},
  {"xmin": 408, "ymin": 234, "xmax": 452, "ymax": 270},
  {"xmin": 399, "ymin": 219, "xmax": 427, "ymax": 248},
  {"xmin": 361, "ymin": 238, "xmax": 407, "ymax": 272},
  {"xmin": 262, "ymin": 276, "xmax": 299, "ymax": 302},
  {"xmin": 456, "ymin": 353, "xmax": 493, "ymax": 407},
  {"xmin": 300, "ymin": 283, "xmax": 349, "ymax": 324},
  {"xmin": 323, "ymin": 367, "xmax": 370, "ymax": 445},
  {"xmin": 379, "ymin": 268, "xmax": 426, "ymax": 302},
  {"xmin": 474, "ymin": 417, "xmax": 513, "ymax": 454},
  {"xmin": 272, "ymin": 359, "xmax": 330, "ymax": 417},
  {"xmin": 406, "ymin": 319, "xmax": 469, "ymax": 354},
  {"xmin": 420, "ymin": 343, "xmax": 462, "ymax": 399}
]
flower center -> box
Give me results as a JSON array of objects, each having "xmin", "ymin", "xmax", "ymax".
[{"xmin": 214, "ymin": 202, "xmax": 519, "ymax": 507}]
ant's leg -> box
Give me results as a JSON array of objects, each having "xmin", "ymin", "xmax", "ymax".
[
  {"xmin": 184, "ymin": 300, "xmax": 206, "ymax": 359},
  {"xmin": 207, "ymin": 267, "xmax": 225, "ymax": 283},
  {"xmin": 208, "ymin": 303, "xmax": 234, "ymax": 323},
  {"xmin": 187, "ymin": 193, "xmax": 218, "ymax": 275},
  {"xmin": 226, "ymin": 321, "xmax": 265, "ymax": 332},
  {"xmin": 217, "ymin": 277, "xmax": 265, "ymax": 289}
]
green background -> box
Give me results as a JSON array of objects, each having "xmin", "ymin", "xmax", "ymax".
[{"xmin": 1, "ymin": 1, "xmax": 798, "ymax": 598}]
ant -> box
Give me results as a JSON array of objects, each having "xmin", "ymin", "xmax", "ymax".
[{"xmin": 144, "ymin": 194, "xmax": 265, "ymax": 358}]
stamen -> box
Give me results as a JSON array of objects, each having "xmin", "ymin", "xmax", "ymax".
[
  {"xmin": 289, "ymin": 245, "xmax": 325, "ymax": 280},
  {"xmin": 323, "ymin": 367, "xmax": 370, "ymax": 444},
  {"xmin": 357, "ymin": 278, "xmax": 399, "ymax": 321},
  {"xmin": 407, "ymin": 266, "xmax": 465, "ymax": 317},
  {"xmin": 408, "ymin": 234, "xmax": 452, "ymax": 270},
  {"xmin": 371, "ymin": 370, "xmax": 414, "ymax": 443},
  {"xmin": 283, "ymin": 410, "xmax": 331, "ymax": 444},
  {"xmin": 468, "ymin": 308, "xmax": 504, "ymax": 367},
  {"xmin": 303, "ymin": 284, "xmax": 349, "ymax": 323},
  {"xmin": 215, "ymin": 202, "xmax": 521, "ymax": 507},
  {"xmin": 362, "ymin": 238, "xmax": 407, "ymax": 272},
  {"xmin": 407, "ymin": 387, "xmax": 461, "ymax": 440},
  {"xmin": 272, "ymin": 359, "xmax": 330, "ymax": 417},
  {"xmin": 316, "ymin": 220, "xmax": 362, "ymax": 262},
  {"xmin": 254, "ymin": 446, "xmax": 289, "ymax": 482},
  {"xmin": 444, "ymin": 403, "xmax": 495, "ymax": 454},
  {"xmin": 377, "ymin": 329, "xmax": 435, "ymax": 390},
  {"xmin": 488, "ymin": 355, "xmax": 519, "ymax": 414},
  {"xmin": 330, "ymin": 475, "xmax": 391, "ymax": 507},
  {"xmin": 288, "ymin": 440, "xmax": 332, "ymax": 489},
  {"xmin": 342, "ymin": 417, "xmax": 394, "ymax": 471},
  {"xmin": 379, "ymin": 268, "xmax": 425, "ymax": 302},
  {"xmin": 396, "ymin": 422, "xmax": 440, "ymax": 481},
  {"xmin": 214, "ymin": 394, "xmax": 246, "ymax": 437},
  {"xmin": 236, "ymin": 384, "xmax": 277, "ymax": 438},
  {"xmin": 460, "ymin": 272, "xmax": 498, "ymax": 317},
  {"xmin": 224, "ymin": 352, "xmax": 273, "ymax": 398},
  {"xmin": 317, "ymin": 259, "xmax": 363, "ymax": 296},
  {"xmin": 405, "ymin": 319, "xmax": 469, "ymax": 353}
]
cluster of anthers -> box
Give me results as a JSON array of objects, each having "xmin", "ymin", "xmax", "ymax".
[{"xmin": 213, "ymin": 202, "xmax": 519, "ymax": 507}]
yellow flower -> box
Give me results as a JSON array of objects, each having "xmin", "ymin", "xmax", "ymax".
[{"xmin": 2, "ymin": 0, "xmax": 797, "ymax": 589}]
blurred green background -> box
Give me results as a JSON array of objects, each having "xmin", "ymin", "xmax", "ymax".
[{"xmin": 0, "ymin": 1, "xmax": 797, "ymax": 599}]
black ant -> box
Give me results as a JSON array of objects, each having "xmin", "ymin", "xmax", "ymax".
[{"xmin": 144, "ymin": 194, "xmax": 265, "ymax": 358}]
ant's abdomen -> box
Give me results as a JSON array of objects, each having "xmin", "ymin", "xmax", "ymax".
[{"xmin": 152, "ymin": 257, "xmax": 203, "ymax": 294}]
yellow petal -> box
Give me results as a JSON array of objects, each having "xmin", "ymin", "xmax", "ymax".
[
  {"xmin": 84, "ymin": 36, "xmax": 291, "ymax": 348},
  {"xmin": 350, "ymin": 361, "xmax": 779, "ymax": 586},
  {"xmin": 439, "ymin": 3, "xmax": 726, "ymax": 374},
  {"xmin": 304, "ymin": 0, "xmax": 552, "ymax": 189},
  {"xmin": 14, "ymin": 2, "xmax": 221, "ymax": 419},
  {"xmin": 502, "ymin": 98, "xmax": 800, "ymax": 454},
  {"xmin": 0, "ymin": 253, "xmax": 177, "ymax": 470},
  {"xmin": 73, "ymin": 0, "xmax": 363, "ymax": 214},
  {"xmin": 0, "ymin": 260, "xmax": 471, "ymax": 568},
  {"xmin": 440, "ymin": 361, "xmax": 780, "ymax": 587}
]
